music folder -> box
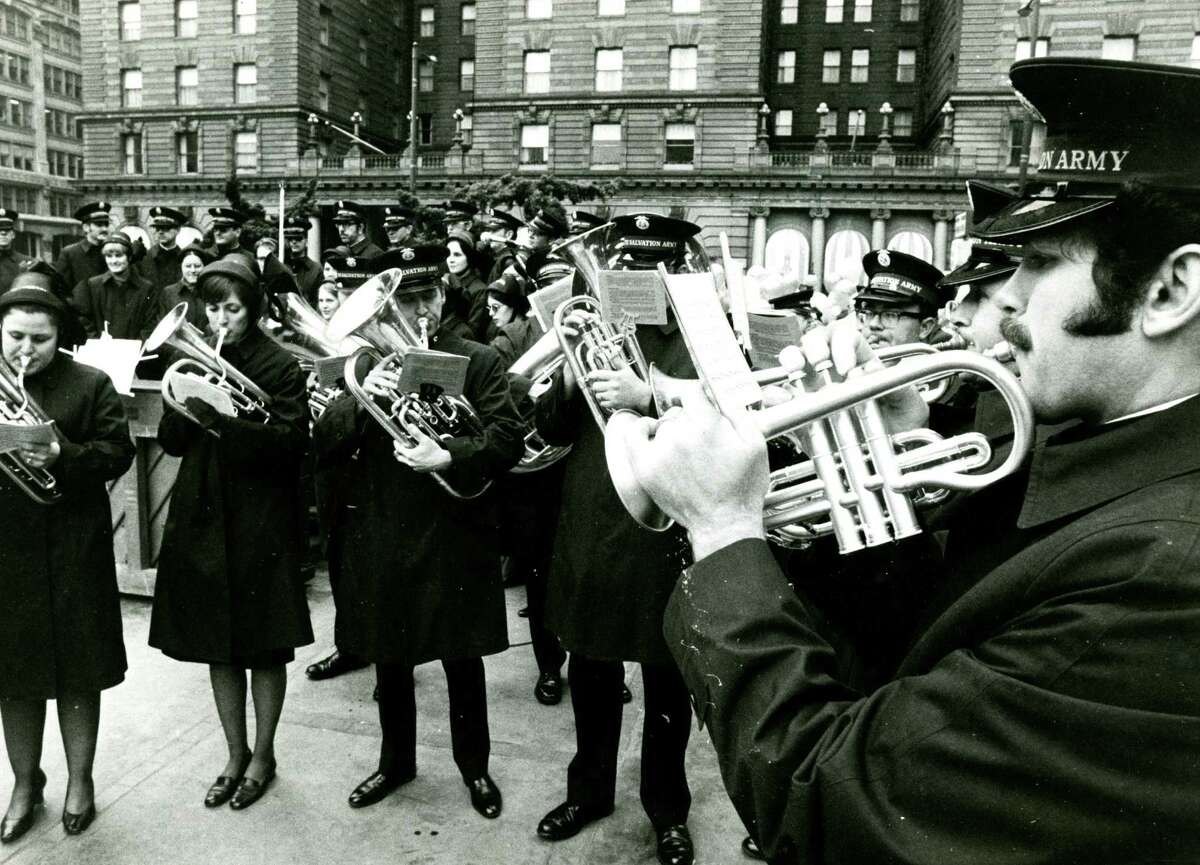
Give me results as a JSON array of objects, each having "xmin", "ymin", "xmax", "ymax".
[
  {"xmin": 527, "ymin": 281, "xmax": 571, "ymax": 334},
  {"xmin": 67, "ymin": 335, "xmax": 145, "ymax": 396},
  {"xmin": 0, "ymin": 420, "xmax": 56, "ymax": 454},
  {"xmin": 746, "ymin": 311, "xmax": 806, "ymax": 370},
  {"xmin": 314, "ymin": 356, "xmax": 351, "ymax": 388},
  {"xmin": 398, "ymin": 348, "xmax": 469, "ymax": 398},
  {"xmin": 596, "ymin": 270, "xmax": 669, "ymax": 327},
  {"xmin": 165, "ymin": 372, "xmax": 237, "ymax": 417}
]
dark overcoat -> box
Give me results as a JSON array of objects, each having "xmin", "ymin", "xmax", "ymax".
[
  {"xmin": 666, "ymin": 395, "xmax": 1200, "ymax": 865},
  {"xmin": 136, "ymin": 243, "xmax": 183, "ymax": 290},
  {"xmin": 285, "ymin": 255, "xmax": 323, "ymax": 306},
  {"xmin": 70, "ymin": 271, "xmax": 160, "ymax": 342},
  {"xmin": 0, "ymin": 356, "xmax": 134, "ymax": 698},
  {"xmin": 157, "ymin": 279, "xmax": 208, "ymax": 332},
  {"xmin": 54, "ymin": 239, "xmax": 105, "ymax": 296},
  {"xmin": 312, "ymin": 330, "xmax": 524, "ymax": 666},
  {"xmin": 0, "ymin": 247, "xmax": 32, "ymax": 295},
  {"xmin": 149, "ymin": 327, "xmax": 313, "ymax": 665},
  {"xmin": 536, "ymin": 324, "xmax": 695, "ymax": 665}
]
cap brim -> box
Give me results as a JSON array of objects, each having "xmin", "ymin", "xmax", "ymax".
[
  {"xmin": 857, "ymin": 288, "xmax": 923, "ymax": 306},
  {"xmin": 971, "ymin": 196, "xmax": 1114, "ymax": 241},
  {"xmin": 939, "ymin": 262, "xmax": 1019, "ymax": 288}
]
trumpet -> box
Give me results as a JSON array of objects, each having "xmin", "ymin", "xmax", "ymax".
[
  {"xmin": 506, "ymin": 329, "xmax": 572, "ymax": 473},
  {"xmin": 605, "ymin": 344, "xmax": 1034, "ymax": 554},
  {"xmin": 145, "ymin": 302, "xmax": 273, "ymax": 435},
  {"xmin": 326, "ymin": 269, "xmax": 491, "ymax": 500},
  {"xmin": 264, "ymin": 292, "xmax": 367, "ymax": 420},
  {"xmin": 0, "ymin": 356, "xmax": 62, "ymax": 505}
]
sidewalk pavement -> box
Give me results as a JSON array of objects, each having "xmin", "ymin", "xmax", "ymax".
[{"xmin": 0, "ymin": 573, "xmax": 746, "ymax": 865}]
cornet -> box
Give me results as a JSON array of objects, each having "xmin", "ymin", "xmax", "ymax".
[
  {"xmin": 145, "ymin": 302, "xmax": 273, "ymax": 435},
  {"xmin": 0, "ymin": 356, "xmax": 62, "ymax": 505}
]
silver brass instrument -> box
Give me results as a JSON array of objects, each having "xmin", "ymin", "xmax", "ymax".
[
  {"xmin": 605, "ymin": 344, "xmax": 1034, "ymax": 554},
  {"xmin": 506, "ymin": 329, "xmax": 572, "ymax": 473},
  {"xmin": 146, "ymin": 302, "xmax": 273, "ymax": 435},
  {"xmin": 326, "ymin": 269, "xmax": 491, "ymax": 500},
  {"xmin": 265, "ymin": 292, "xmax": 367, "ymax": 420},
  {"xmin": 0, "ymin": 356, "xmax": 62, "ymax": 505}
]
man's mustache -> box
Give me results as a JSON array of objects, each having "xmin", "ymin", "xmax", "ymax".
[{"xmin": 1000, "ymin": 316, "xmax": 1032, "ymax": 352}]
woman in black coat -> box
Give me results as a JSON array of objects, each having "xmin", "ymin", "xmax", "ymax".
[
  {"xmin": 149, "ymin": 257, "xmax": 313, "ymax": 811},
  {"xmin": 0, "ymin": 278, "xmax": 135, "ymax": 841}
]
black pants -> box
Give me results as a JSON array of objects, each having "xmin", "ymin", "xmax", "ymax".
[
  {"xmin": 526, "ymin": 546, "xmax": 566, "ymax": 675},
  {"xmin": 566, "ymin": 654, "xmax": 692, "ymax": 829},
  {"xmin": 375, "ymin": 657, "xmax": 490, "ymax": 782}
]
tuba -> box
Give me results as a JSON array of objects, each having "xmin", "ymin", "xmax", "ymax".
[
  {"xmin": 264, "ymin": 292, "xmax": 367, "ymax": 420},
  {"xmin": 0, "ymin": 356, "xmax": 62, "ymax": 505},
  {"xmin": 145, "ymin": 302, "xmax": 273, "ymax": 435},
  {"xmin": 325, "ymin": 269, "xmax": 491, "ymax": 500}
]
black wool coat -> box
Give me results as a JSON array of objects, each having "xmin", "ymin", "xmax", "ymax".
[
  {"xmin": 667, "ymin": 395, "xmax": 1200, "ymax": 865},
  {"xmin": 312, "ymin": 330, "xmax": 524, "ymax": 666},
  {"xmin": 0, "ymin": 247, "xmax": 32, "ymax": 295},
  {"xmin": 136, "ymin": 244, "xmax": 183, "ymax": 290},
  {"xmin": 535, "ymin": 324, "xmax": 695, "ymax": 665},
  {"xmin": 71, "ymin": 271, "xmax": 161, "ymax": 342},
  {"xmin": 54, "ymin": 239, "xmax": 106, "ymax": 297},
  {"xmin": 0, "ymin": 356, "xmax": 134, "ymax": 698},
  {"xmin": 149, "ymin": 327, "xmax": 313, "ymax": 665}
]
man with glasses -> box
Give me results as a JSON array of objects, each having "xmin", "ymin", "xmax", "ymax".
[
  {"xmin": 382, "ymin": 205, "xmax": 415, "ymax": 251},
  {"xmin": 55, "ymin": 202, "xmax": 112, "ymax": 298},
  {"xmin": 0, "ymin": 208, "xmax": 31, "ymax": 296},
  {"xmin": 854, "ymin": 249, "xmax": 945, "ymax": 350},
  {"xmin": 332, "ymin": 200, "xmax": 383, "ymax": 260}
]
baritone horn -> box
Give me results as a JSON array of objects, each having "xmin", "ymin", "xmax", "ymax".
[
  {"xmin": 145, "ymin": 302, "xmax": 273, "ymax": 435},
  {"xmin": 506, "ymin": 329, "xmax": 572, "ymax": 473},
  {"xmin": 605, "ymin": 339, "xmax": 1034, "ymax": 554},
  {"xmin": 0, "ymin": 355, "xmax": 62, "ymax": 505},
  {"xmin": 265, "ymin": 291, "xmax": 367, "ymax": 420}
]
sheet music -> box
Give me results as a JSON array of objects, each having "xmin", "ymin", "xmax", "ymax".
[
  {"xmin": 527, "ymin": 281, "xmax": 572, "ymax": 333},
  {"xmin": 0, "ymin": 420, "xmax": 56, "ymax": 453},
  {"xmin": 70, "ymin": 335, "xmax": 145, "ymax": 396},
  {"xmin": 397, "ymin": 348, "xmax": 469, "ymax": 397},
  {"xmin": 166, "ymin": 373, "xmax": 237, "ymax": 417},
  {"xmin": 597, "ymin": 270, "xmax": 669, "ymax": 326},
  {"xmin": 747, "ymin": 311, "xmax": 805, "ymax": 370}
]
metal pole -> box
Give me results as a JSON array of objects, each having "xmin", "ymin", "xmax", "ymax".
[
  {"xmin": 1016, "ymin": 0, "xmax": 1040, "ymax": 192},
  {"xmin": 409, "ymin": 40, "xmax": 418, "ymax": 194},
  {"xmin": 277, "ymin": 181, "xmax": 285, "ymax": 254}
]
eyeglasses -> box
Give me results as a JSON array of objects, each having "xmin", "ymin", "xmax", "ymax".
[{"xmin": 855, "ymin": 307, "xmax": 923, "ymax": 327}]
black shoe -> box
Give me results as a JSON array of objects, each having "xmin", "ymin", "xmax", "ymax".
[
  {"xmin": 347, "ymin": 769, "xmax": 414, "ymax": 809},
  {"xmin": 536, "ymin": 801, "xmax": 612, "ymax": 841},
  {"xmin": 466, "ymin": 774, "xmax": 502, "ymax": 819},
  {"xmin": 1, "ymin": 770, "xmax": 45, "ymax": 844},
  {"xmin": 622, "ymin": 684, "xmax": 633, "ymax": 704},
  {"xmin": 61, "ymin": 804, "xmax": 95, "ymax": 836},
  {"xmin": 534, "ymin": 671, "xmax": 562, "ymax": 705},
  {"xmin": 517, "ymin": 606, "xmax": 529, "ymax": 618},
  {"xmin": 204, "ymin": 751, "xmax": 252, "ymax": 808},
  {"xmin": 306, "ymin": 649, "xmax": 368, "ymax": 681},
  {"xmin": 657, "ymin": 824, "xmax": 694, "ymax": 865},
  {"xmin": 228, "ymin": 761, "xmax": 275, "ymax": 811},
  {"xmin": 741, "ymin": 835, "xmax": 766, "ymax": 860},
  {"xmin": 372, "ymin": 684, "xmax": 379, "ymax": 702}
]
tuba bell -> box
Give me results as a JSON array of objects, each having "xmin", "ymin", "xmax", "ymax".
[{"xmin": 0, "ymin": 356, "xmax": 62, "ymax": 505}]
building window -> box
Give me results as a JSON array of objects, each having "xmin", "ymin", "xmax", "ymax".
[
  {"xmin": 819, "ymin": 109, "xmax": 838, "ymax": 136},
  {"xmin": 1008, "ymin": 118, "xmax": 1024, "ymax": 166},
  {"xmin": 235, "ymin": 0, "xmax": 256, "ymax": 35},
  {"xmin": 853, "ymin": 0, "xmax": 871, "ymax": 23},
  {"xmin": 318, "ymin": 74, "xmax": 330, "ymax": 110},
  {"xmin": 419, "ymin": 59, "xmax": 435, "ymax": 92},
  {"xmin": 591, "ymin": 122, "xmax": 622, "ymax": 167},
  {"xmin": 119, "ymin": 1, "xmax": 141, "ymax": 41},
  {"xmin": 121, "ymin": 69, "xmax": 142, "ymax": 108},
  {"xmin": 460, "ymin": 58, "xmax": 475, "ymax": 90},
  {"xmin": 527, "ymin": 0, "xmax": 551, "ymax": 18},
  {"xmin": 1014, "ymin": 37, "xmax": 1049, "ymax": 61},
  {"xmin": 419, "ymin": 114, "xmax": 432, "ymax": 144},
  {"xmin": 899, "ymin": 0, "xmax": 918, "ymax": 22},
  {"xmin": 1192, "ymin": 34, "xmax": 1200, "ymax": 69},
  {"xmin": 524, "ymin": 50, "xmax": 550, "ymax": 94},
  {"xmin": 664, "ymin": 122, "xmax": 695, "ymax": 166},
  {"xmin": 419, "ymin": 6, "xmax": 435, "ymax": 37},
  {"xmin": 851, "ymin": 48, "xmax": 869, "ymax": 83},
  {"xmin": 235, "ymin": 130, "xmax": 258, "ymax": 173},
  {"xmin": 669, "ymin": 45, "xmax": 697, "ymax": 90},
  {"xmin": 319, "ymin": 6, "xmax": 331, "ymax": 45},
  {"xmin": 774, "ymin": 109, "xmax": 793, "ymax": 137},
  {"xmin": 777, "ymin": 50, "xmax": 795, "ymax": 84},
  {"xmin": 235, "ymin": 63, "xmax": 257, "ymax": 103},
  {"xmin": 892, "ymin": 109, "xmax": 912, "ymax": 137},
  {"xmin": 672, "ymin": 0, "xmax": 700, "ymax": 11},
  {"xmin": 5, "ymin": 55, "xmax": 29, "ymax": 85},
  {"xmin": 1102, "ymin": 36, "xmax": 1136, "ymax": 61},
  {"xmin": 177, "ymin": 131, "xmax": 198, "ymax": 173},
  {"xmin": 7, "ymin": 99, "xmax": 29, "ymax": 129},
  {"xmin": 176, "ymin": 66, "xmax": 198, "ymax": 105},
  {"xmin": 358, "ymin": 33, "xmax": 369, "ymax": 66},
  {"xmin": 822, "ymin": 49, "xmax": 841, "ymax": 83},
  {"xmin": 122, "ymin": 133, "xmax": 143, "ymax": 174},
  {"xmin": 595, "ymin": 48, "xmax": 623, "ymax": 92},
  {"xmin": 780, "ymin": 0, "xmax": 798, "ymax": 24},
  {"xmin": 460, "ymin": 114, "xmax": 473, "ymax": 147},
  {"xmin": 598, "ymin": 0, "xmax": 625, "ymax": 15},
  {"xmin": 825, "ymin": 0, "xmax": 843, "ymax": 24},
  {"xmin": 847, "ymin": 108, "xmax": 866, "ymax": 136},
  {"xmin": 896, "ymin": 48, "xmax": 916, "ymax": 82},
  {"xmin": 461, "ymin": 3, "xmax": 475, "ymax": 35},
  {"xmin": 176, "ymin": 0, "xmax": 198, "ymax": 37},
  {"xmin": 520, "ymin": 123, "xmax": 549, "ymax": 167}
]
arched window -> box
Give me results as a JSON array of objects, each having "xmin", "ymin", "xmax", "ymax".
[
  {"xmin": 764, "ymin": 228, "xmax": 810, "ymax": 277},
  {"xmin": 824, "ymin": 229, "xmax": 870, "ymax": 285},
  {"xmin": 887, "ymin": 230, "xmax": 934, "ymax": 263}
]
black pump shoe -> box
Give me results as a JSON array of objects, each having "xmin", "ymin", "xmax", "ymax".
[
  {"xmin": 1, "ymin": 770, "xmax": 46, "ymax": 844},
  {"xmin": 61, "ymin": 804, "xmax": 95, "ymax": 836},
  {"xmin": 204, "ymin": 751, "xmax": 252, "ymax": 808}
]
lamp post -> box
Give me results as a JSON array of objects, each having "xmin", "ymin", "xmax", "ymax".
[
  {"xmin": 757, "ymin": 102, "xmax": 771, "ymax": 146},
  {"xmin": 877, "ymin": 101, "xmax": 893, "ymax": 152},
  {"xmin": 938, "ymin": 100, "xmax": 955, "ymax": 151},
  {"xmin": 409, "ymin": 42, "xmax": 438, "ymax": 194},
  {"xmin": 815, "ymin": 101, "xmax": 830, "ymax": 152},
  {"xmin": 1016, "ymin": 0, "xmax": 1041, "ymax": 191},
  {"xmin": 453, "ymin": 107, "xmax": 465, "ymax": 147},
  {"xmin": 350, "ymin": 111, "xmax": 363, "ymax": 139}
]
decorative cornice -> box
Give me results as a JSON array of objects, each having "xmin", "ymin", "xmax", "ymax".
[
  {"xmin": 809, "ymin": 207, "xmax": 831, "ymax": 219},
  {"xmin": 589, "ymin": 103, "xmax": 624, "ymax": 124},
  {"xmin": 870, "ymin": 208, "xmax": 891, "ymax": 221},
  {"xmin": 662, "ymin": 102, "xmax": 698, "ymax": 123}
]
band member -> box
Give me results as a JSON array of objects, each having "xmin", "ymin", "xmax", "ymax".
[
  {"xmin": 567, "ymin": 210, "xmax": 606, "ymax": 235},
  {"xmin": 137, "ymin": 206, "xmax": 188, "ymax": 291},
  {"xmin": 523, "ymin": 209, "xmax": 571, "ymax": 287},
  {"xmin": 632, "ymin": 58, "xmax": 1200, "ymax": 864},
  {"xmin": 534, "ymin": 214, "xmax": 701, "ymax": 865},
  {"xmin": 204, "ymin": 207, "xmax": 246, "ymax": 257},
  {"xmin": 316, "ymin": 281, "xmax": 341, "ymax": 321},
  {"xmin": 332, "ymin": 200, "xmax": 384, "ymax": 259},
  {"xmin": 481, "ymin": 209, "xmax": 524, "ymax": 283},
  {"xmin": 283, "ymin": 216, "xmax": 322, "ymax": 305},
  {"xmin": 149, "ymin": 257, "xmax": 313, "ymax": 811},
  {"xmin": 313, "ymin": 245, "xmax": 523, "ymax": 818},
  {"xmin": 0, "ymin": 277, "xmax": 135, "ymax": 840},
  {"xmin": 486, "ymin": 273, "xmax": 537, "ymax": 367},
  {"xmin": 855, "ymin": 249, "xmax": 946, "ymax": 349},
  {"xmin": 70, "ymin": 233, "xmax": 158, "ymax": 342},
  {"xmin": 382, "ymin": 205, "xmax": 415, "ymax": 250},
  {"xmin": 442, "ymin": 200, "xmax": 479, "ymax": 237},
  {"xmin": 941, "ymin": 238, "xmax": 1022, "ymax": 355},
  {"xmin": 54, "ymin": 202, "xmax": 111, "ymax": 296},
  {"xmin": 442, "ymin": 230, "xmax": 490, "ymax": 342},
  {"xmin": 158, "ymin": 244, "xmax": 214, "ymax": 333},
  {"xmin": 0, "ymin": 209, "xmax": 31, "ymax": 295}
]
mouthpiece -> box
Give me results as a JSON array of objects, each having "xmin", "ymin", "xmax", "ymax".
[
  {"xmin": 985, "ymin": 341, "xmax": 1014, "ymax": 363},
  {"xmin": 418, "ymin": 317, "xmax": 430, "ymax": 349}
]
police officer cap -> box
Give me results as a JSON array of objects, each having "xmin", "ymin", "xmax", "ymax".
[
  {"xmin": 332, "ymin": 200, "xmax": 367, "ymax": 224},
  {"xmin": 527, "ymin": 209, "xmax": 567, "ymax": 239},
  {"xmin": 372, "ymin": 244, "xmax": 448, "ymax": 296},
  {"xmin": 149, "ymin": 206, "xmax": 187, "ymax": 228},
  {"xmin": 568, "ymin": 210, "xmax": 607, "ymax": 233},
  {"xmin": 283, "ymin": 216, "xmax": 310, "ymax": 238},
  {"xmin": 73, "ymin": 201, "xmax": 112, "ymax": 224},
  {"xmin": 608, "ymin": 213, "xmax": 701, "ymax": 262},
  {"xmin": 859, "ymin": 249, "xmax": 946, "ymax": 309},
  {"xmin": 973, "ymin": 58, "xmax": 1200, "ymax": 241},
  {"xmin": 0, "ymin": 208, "xmax": 18, "ymax": 228},
  {"xmin": 481, "ymin": 209, "xmax": 524, "ymax": 233},
  {"xmin": 382, "ymin": 206, "xmax": 415, "ymax": 226},
  {"xmin": 208, "ymin": 206, "xmax": 246, "ymax": 228},
  {"xmin": 939, "ymin": 242, "xmax": 1021, "ymax": 290},
  {"xmin": 442, "ymin": 200, "xmax": 478, "ymax": 221}
]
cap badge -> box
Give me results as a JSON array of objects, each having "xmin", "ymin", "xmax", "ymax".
[
  {"xmin": 877, "ymin": 250, "xmax": 891, "ymax": 268},
  {"xmin": 634, "ymin": 216, "xmax": 650, "ymax": 231},
  {"xmin": 346, "ymin": 257, "xmax": 356, "ymax": 268},
  {"xmin": 402, "ymin": 248, "xmax": 415, "ymax": 261}
]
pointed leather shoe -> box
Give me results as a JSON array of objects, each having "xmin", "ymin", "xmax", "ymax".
[
  {"xmin": 466, "ymin": 774, "xmax": 502, "ymax": 819},
  {"xmin": 741, "ymin": 835, "xmax": 766, "ymax": 860},
  {"xmin": 2, "ymin": 770, "xmax": 45, "ymax": 844},
  {"xmin": 534, "ymin": 671, "xmax": 562, "ymax": 705},
  {"xmin": 305, "ymin": 649, "xmax": 368, "ymax": 681},
  {"xmin": 347, "ymin": 769, "xmax": 414, "ymax": 809},
  {"xmin": 657, "ymin": 824, "xmax": 694, "ymax": 865},
  {"xmin": 61, "ymin": 804, "xmax": 95, "ymax": 836},
  {"xmin": 536, "ymin": 801, "xmax": 612, "ymax": 841}
]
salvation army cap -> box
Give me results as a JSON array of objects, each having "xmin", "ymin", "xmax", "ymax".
[
  {"xmin": 370, "ymin": 244, "xmax": 448, "ymax": 296},
  {"xmin": 283, "ymin": 216, "xmax": 310, "ymax": 238},
  {"xmin": 322, "ymin": 247, "xmax": 373, "ymax": 289},
  {"xmin": 480, "ymin": 209, "xmax": 524, "ymax": 234},
  {"xmin": 73, "ymin": 201, "xmax": 112, "ymax": 224},
  {"xmin": 148, "ymin": 206, "xmax": 187, "ymax": 228},
  {"xmin": 382, "ymin": 205, "xmax": 415, "ymax": 227},
  {"xmin": 332, "ymin": 200, "xmax": 367, "ymax": 224},
  {"xmin": 526, "ymin": 209, "xmax": 568, "ymax": 239},
  {"xmin": 442, "ymin": 200, "xmax": 478, "ymax": 222},
  {"xmin": 858, "ymin": 249, "xmax": 945, "ymax": 309},
  {"xmin": 607, "ymin": 213, "xmax": 701, "ymax": 267},
  {"xmin": 568, "ymin": 210, "xmax": 607, "ymax": 234},
  {"xmin": 939, "ymin": 242, "xmax": 1021, "ymax": 291},
  {"xmin": 0, "ymin": 208, "xmax": 18, "ymax": 228},
  {"xmin": 208, "ymin": 207, "xmax": 246, "ymax": 228},
  {"xmin": 973, "ymin": 58, "xmax": 1200, "ymax": 241}
]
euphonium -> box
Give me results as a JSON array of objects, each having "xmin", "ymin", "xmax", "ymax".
[
  {"xmin": 325, "ymin": 268, "xmax": 491, "ymax": 500},
  {"xmin": 506, "ymin": 329, "xmax": 572, "ymax": 473},
  {"xmin": 145, "ymin": 302, "xmax": 273, "ymax": 435},
  {"xmin": 265, "ymin": 292, "xmax": 367, "ymax": 420},
  {"xmin": 0, "ymin": 356, "xmax": 62, "ymax": 505},
  {"xmin": 605, "ymin": 341, "xmax": 1034, "ymax": 554}
]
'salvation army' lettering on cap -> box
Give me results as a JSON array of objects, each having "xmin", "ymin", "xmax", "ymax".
[
  {"xmin": 607, "ymin": 213, "xmax": 701, "ymax": 264},
  {"xmin": 858, "ymin": 249, "xmax": 946, "ymax": 309},
  {"xmin": 372, "ymin": 244, "xmax": 448, "ymax": 296}
]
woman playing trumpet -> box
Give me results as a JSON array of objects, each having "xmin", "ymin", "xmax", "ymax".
[{"xmin": 149, "ymin": 257, "xmax": 313, "ymax": 811}]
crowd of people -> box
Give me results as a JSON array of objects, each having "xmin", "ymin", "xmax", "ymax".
[{"xmin": 0, "ymin": 56, "xmax": 1197, "ymax": 865}]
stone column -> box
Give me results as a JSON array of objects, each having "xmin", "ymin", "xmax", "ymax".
[
  {"xmin": 809, "ymin": 207, "xmax": 830, "ymax": 287},
  {"xmin": 307, "ymin": 216, "xmax": 322, "ymax": 262},
  {"xmin": 932, "ymin": 210, "xmax": 953, "ymax": 271},
  {"xmin": 871, "ymin": 208, "xmax": 890, "ymax": 250},
  {"xmin": 750, "ymin": 206, "xmax": 769, "ymax": 269}
]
